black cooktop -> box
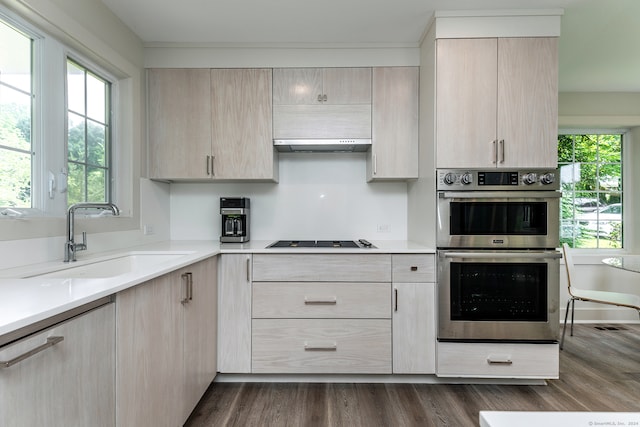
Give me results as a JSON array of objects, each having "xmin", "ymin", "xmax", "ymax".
[{"xmin": 267, "ymin": 240, "xmax": 373, "ymax": 248}]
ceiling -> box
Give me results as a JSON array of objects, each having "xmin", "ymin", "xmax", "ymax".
[{"xmin": 100, "ymin": 0, "xmax": 640, "ymax": 92}]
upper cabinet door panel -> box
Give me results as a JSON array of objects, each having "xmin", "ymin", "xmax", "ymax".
[
  {"xmin": 273, "ymin": 68, "xmax": 322, "ymax": 105},
  {"xmin": 148, "ymin": 69, "xmax": 212, "ymax": 179},
  {"xmin": 210, "ymin": 68, "xmax": 275, "ymax": 180},
  {"xmin": 322, "ymin": 68, "xmax": 372, "ymax": 105},
  {"xmin": 436, "ymin": 38, "xmax": 498, "ymax": 169},
  {"xmin": 497, "ymin": 38, "xmax": 558, "ymax": 168}
]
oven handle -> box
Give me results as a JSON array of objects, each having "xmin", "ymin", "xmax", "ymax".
[
  {"xmin": 439, "ymin": 191, "xmax": 562, "ymax": 199},
  {"xmin": 441, "ymin": 251, "xmax": 562, "ymax": 260}
]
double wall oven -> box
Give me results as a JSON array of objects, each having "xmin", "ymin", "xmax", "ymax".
[{"xmin": 436, "ymin": 169, "xmax": 562, "ymax": 343}]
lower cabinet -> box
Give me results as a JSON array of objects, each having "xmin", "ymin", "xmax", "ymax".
[
  {"xmin": 116, "ymin": 257, "xmax": 217, "ymax": 426},
  {"xmin": 0, "ymin": 301, "xmax": 115, "ymax": 427},
  {"xmin": 436, "ymin": 342, "xmax": 559, "ymax": 379}
]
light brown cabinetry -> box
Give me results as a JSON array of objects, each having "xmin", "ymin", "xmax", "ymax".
[
  {"xmin": 116, "ymin": 257, "xmax": 217, "ymax": 426},
  {"xmin": 272, "ymin": 67, "xmax": 372, "ymax": 139},
  {"xmin": 251, "ymin": 254, "xmax": 392, "ymax": 374},
  {"xmin": 368, "ymin": 67, "xmax": 419, "ymax": 181},
  {"xmin": 392, "ymin": 255, "xmax": 436, "ymax": 374},
  {"xmin": 148, "ymin": 68, "xmax": 277, "ymax": 181},
  {"xmin": 436, "ymin": 38, "xmax": 558, "ymax": 169},
  {"xmin": 217, "ymin": 254, "xmax": 252, "ymax": 373},
  {"xmin": 0, "ymin": 302, "xmax": 115, "ymax": 427}
]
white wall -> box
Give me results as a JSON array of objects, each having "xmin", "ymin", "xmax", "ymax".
[{"xmin": 170, "ymin": 153, "xmax": 407, "ymax": 242}]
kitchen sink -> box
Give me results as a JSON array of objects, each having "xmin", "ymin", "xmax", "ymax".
[{"xmin": 25, "ymin": 251, "xmax": 195, "ymax": 279}]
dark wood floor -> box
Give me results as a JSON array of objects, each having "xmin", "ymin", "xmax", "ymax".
[{"xmin": 185, "ymin": 324, "xmax": 640, "ymax": 426}]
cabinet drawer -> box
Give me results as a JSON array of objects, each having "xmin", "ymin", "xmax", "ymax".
[
  {"xmin": 436, "ymin": 342, "xmax": 559, "ymax": 379},
  {"xmin": 392, "ymin": 254, "xmax": 435, "ymax": 283},
  {"xmin": 252, "ymin": 319, "xmax": 391, "ymax": 374},
  {"xmin": 252, "ymin": 254, "xmax": 391, "ymax": 282},
  {"xmin": 252, "ymin": 282, "xmax": 390, "ymax": 319}
]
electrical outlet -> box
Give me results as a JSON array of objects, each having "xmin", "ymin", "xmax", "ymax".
[
  {"xmin": 377, "ymin": 224, "xmax": 390, "ymax": 233},
  {"xmin": 143, "ymin": 224, "xmax": 155, "ymax": 235}
]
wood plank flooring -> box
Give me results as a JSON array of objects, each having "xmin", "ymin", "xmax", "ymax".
[{"xmin": 185, "ymin": 324, "xmax": 640, "ymax": 427}]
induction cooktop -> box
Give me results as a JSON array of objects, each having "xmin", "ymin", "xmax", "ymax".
[{"xmin": 266, "ymin": 239, "xmax": 375, "ymax": 249}]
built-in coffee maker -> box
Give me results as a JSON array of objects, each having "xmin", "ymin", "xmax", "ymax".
[{"xmin": 220, "ymin": 197, "xmax": 250, "ymax": 243}]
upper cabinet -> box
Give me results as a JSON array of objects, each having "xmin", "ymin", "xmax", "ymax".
[
  {"xmin": 272, "ymin": 67, "xmax": 372, "ymax": 139},
  {"xmin": 436, "ymin": 38, "xmax": 558, "ymax": 169},
  {"xmin": 148, "ymin": 68, "xmax": 278, "ymax": 182},
  {"xmin": 368, "ymin": 67, "xmax": 419, "ymax": 181}
]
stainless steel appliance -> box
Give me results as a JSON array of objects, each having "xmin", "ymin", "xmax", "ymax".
[
  {"xmin": 267, "ymin": 239, "xmax": 375, "ymax": 249},
  {"xmin": 436, "ymin": 169, "xmax": 561, "ymax": 343},
  {"xmin": 220, "ymin": 197, "xmax": 250, "ymax": 243}
]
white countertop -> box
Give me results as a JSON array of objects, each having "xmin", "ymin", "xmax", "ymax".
[{"xmin": 0, "ymin": 239, "xmax": 434, "ymax": 345}]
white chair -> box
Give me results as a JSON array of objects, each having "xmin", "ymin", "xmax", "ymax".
[{"xmin": 560, "ymin": 243, "xmax": 640, "ymax": 349}]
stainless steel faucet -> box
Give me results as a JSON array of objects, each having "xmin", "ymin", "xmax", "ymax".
[{"xmin": 64, "ymin": 202, "xmax": 120, "ymax": 262}]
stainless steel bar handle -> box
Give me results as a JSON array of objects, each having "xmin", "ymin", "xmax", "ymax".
[
  {"xmin": 246, "ymin": 258, "xmax": 251, "ymax": 282},
  {"xmin": 206, "ymin": 155, "xmax": 211, "ymax": 175},
  {"xmin": 492, "ymin": 140, "xmax": 497, "ymax": 164},
  {"xmin": 304, "ymin": 342, "xmax": 337, "ymax": 351},
  {"xmin": 442, "ymin": 251, "xmax": 562, "ymax": 260},
  {"xmin": 181, "ymin": 272, "xmax": 192, "ymax": 304},
  {"xmin": 188, "ymin": 273, "xmax": 193, "ymax": 301},
  {"xmin": 394, "ymin": 288, "xmax": 398, "ymax": 312},
  {"xmin": 1, "ymin": 336, "xmax": 64, "ymax": 368},
  {"xmin": 323, "ymin": 94, "xmax": 327, "ymax": 102},
  {"xmin": 440, "ymin": 191, "xmax": 562, "ymax": 199},
  {"xmin": 304, "ymin": 297, "xmax": 337, "ymax": 305},
  {"xmin": 211, "ymin": 155, "xmax": 215, "ymax": 176},
  {"xmin": 487, "ymin": 355, "xmax": 513, "ymax": 365},
  {"xmin": 373, "ymin": 154, "xmax": 377, "ymax": 175},
  {"xmin": 499, "ymin": 139, "xmax": 505, "ymax": 164},
  {"xmin": 317, "ymin": 94, "xmax": 323, "ymax": 102}
]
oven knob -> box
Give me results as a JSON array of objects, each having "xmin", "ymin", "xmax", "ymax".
[
  {"xmin": 443, "ymin": 173, "xmax": 456, "ymax": 185},
  {"xmin": 460, "ymin": 172, "xmax": 473, "ymax": 185},
  {"xmin": 522, "ymin": 172, "xmax": 538, "ymax": 185},
  {"xmin": 540, "ymin": 172, "xmax": 556, "ymax": 185}
]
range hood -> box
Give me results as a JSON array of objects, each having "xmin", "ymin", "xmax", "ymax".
[{"xmin": 273, "ymin": 139, "xmax": 371, "ymax": 153}]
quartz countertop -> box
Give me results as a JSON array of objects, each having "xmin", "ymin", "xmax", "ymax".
[{"xmin": 0, "ymin": 240, "xmax": 434, "ymax": 344}]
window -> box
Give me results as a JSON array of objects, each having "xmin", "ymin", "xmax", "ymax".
[
  {"xmin": 0, "ymin": 20, "xmax": 33, "ymax": 209},
  {"xmin": 559, "ymin": 133, "xmax": 623, "ymax": 249},
  {"xmin": 66, "ymin": 59, "xmax": 111, "ymax": 206}
]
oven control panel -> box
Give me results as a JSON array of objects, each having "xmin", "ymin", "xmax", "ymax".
[{"xmin": 437, "ymin": 169, "xmax": 559, "ymax": 191}]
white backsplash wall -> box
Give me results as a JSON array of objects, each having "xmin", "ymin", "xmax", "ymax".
[{"xmin": 170, "ymin": 153, "xmax": 408, "ymax": 241}]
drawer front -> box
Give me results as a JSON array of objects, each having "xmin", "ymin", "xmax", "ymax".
[
  {"xmin": 253, "ymin": 254, "xmax": 391, "ymax": 282},
  {"xmin": 392, "ymin": 254, "xmax": 435, "ymax": 283},
  {"xmin": 436, "ymin": 342, "xmax": 559, "ymax": 379},
  {"xmin": 252, "ymin": 282, "xmax": 390, "ymax": 319},
  {"xmin": 252, "ymin": 319, "xmax": 391, "ymax": 374}
]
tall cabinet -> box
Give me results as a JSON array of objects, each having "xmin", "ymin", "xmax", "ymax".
[
  {"xmin": 436, "ymin": 37, "xmax": 558, "ymax": 168},
  {"xmin": 148, "ymin": 68, "xmax": 277, "ymax": 181}
]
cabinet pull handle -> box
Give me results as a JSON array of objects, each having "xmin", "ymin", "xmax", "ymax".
[
  {"xmin": 211, "ymin": 155, "xmax": 216, "ymax": 176},
  {"xmin": 1, "ymin": 336, "xmax": 64, "ymax": 369},
  {"xmin": 304, "ymin": 297, "xmax": 337, "ymax": 305},
  {"xmin": 394, "ymin": 288, "xmax": 398, "ymax": 312},
  {"xmin": 410, "ymin": 266, "xmax": 418, "ymax": 271},
  {"xmin": 499, "ymin": 139, "xmax": 505, "ymax": 164},
  {"xmin": 181, "ymin": 272, "xmax": 192, "ymax": 304},
  {"xmin": 487, "ymin": 355, "xmax": 513, "ymax": 365},
  {"xmin": 323, "ymin": 94, "xmax": 327, "ymax": 102},
  {"xmin": 304, "ymin": 342, "xmax": 337, "ymax": 351},
  {"xmin": 373, "ymin": 154, "xmax": 377, "ymax": 175},
  {"xmin": 492, "ymin": 140, "xmax": 497, "ymax": 164},
  {"xmin": 206, "ymin": 155, "xmax": 211, "ymax": 175},
  {"xmin": 317, "ymin": 94, "xmax": 323, "ymax": 103},
  {"xmin": 246, "ymin": 258, "xmax": 251, "ymax": 282}
]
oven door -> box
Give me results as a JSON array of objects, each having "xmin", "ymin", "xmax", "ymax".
[
  {"xmin": 436, "ymin": 191, "xmax": 560, "ymax": 249},
  {"xmin": 437, "ymin": 250, "xmax": 561, "ymax": 342}
]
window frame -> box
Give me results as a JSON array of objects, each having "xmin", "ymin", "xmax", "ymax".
[{"xmin": 558, "ymin": 129, "xmax": 629, "ymax": 252}]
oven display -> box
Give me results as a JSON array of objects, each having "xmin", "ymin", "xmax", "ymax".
[{"xmin": 477, "ymin": 171, "xmax": 519, "ymax": 186}]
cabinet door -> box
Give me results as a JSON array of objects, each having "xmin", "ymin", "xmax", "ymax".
[
  {"xmin": 182, "ymin": 258, "xmax": 218, "ymax": 422},
  {"xmin": 436, "ymin": 38, "xmax": 498, "ymax": 168},
  {"xmin": 497, "ymin": 38, "xmax": 558, "ymax": 168},
  {"xmin": 148, "ymin": 69, "xmax": 212, "ymax": 179},
  {"xmin": 116, "ymin": 274, "xmax": 183, "ymax": 427},
  {"xmin": 323, "ymin": 68, "xmax": 372, "ymax": 105},
  {"xmin": 369, "ymin": 67, "xmax": 419, "ymax": 180},
  {"xmin": 392, "ymin": 282, "xmax": 436, "ymax": 374},
  {"xmin": 210, "ymin": 69, "xmax": 276, "ymax": 180},
  {"xmin": 0, "ymin": 303, "xmax": 115, "ymax": 427},
  {"xmin": 273, "ymin": 68, "xmax": 323, "ymax": 105},
  {"xmin": 218, "ymin": 254, "xmax": 252, "ymax": 373}
]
